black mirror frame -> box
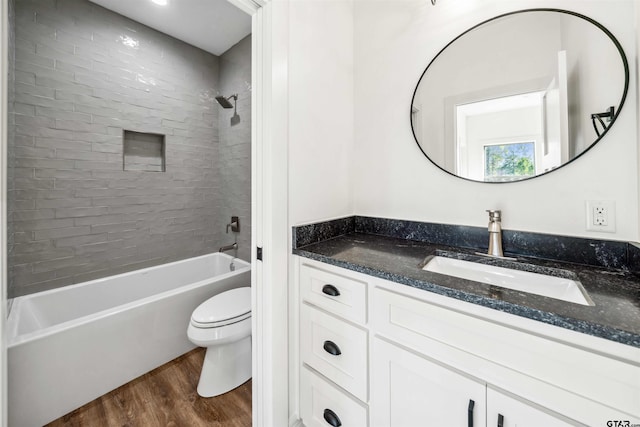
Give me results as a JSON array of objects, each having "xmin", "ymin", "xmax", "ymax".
[{"xmin": 410, "ymin": 8, "xmax": 630, "ymax": 184}]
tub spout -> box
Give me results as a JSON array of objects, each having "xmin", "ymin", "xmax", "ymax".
[{"xmin": 219, "ymin": 242, "xmax": 238, "ymax": 254}]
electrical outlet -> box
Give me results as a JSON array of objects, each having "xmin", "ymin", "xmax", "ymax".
[
  {"xmin": 593, "ymin": 206, "xmax": 607, "ymax": 226},
  {"xmin": 586, "ymin": 201, "xmax": 616, "ymax": 233}
]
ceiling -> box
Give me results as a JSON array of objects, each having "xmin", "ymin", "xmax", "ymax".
[{"xmin": 88, "ymin": 0, "xmax": 251, "ymax": 56}]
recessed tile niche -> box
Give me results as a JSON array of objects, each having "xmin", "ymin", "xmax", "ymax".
[{"xmin": 123, "ymin": 130, "xmax": 166, "ymax": 172}]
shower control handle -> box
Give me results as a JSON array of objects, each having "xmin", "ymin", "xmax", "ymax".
[
  {"xmin": 322, "ymin": 284, "xmax": 340, "ymax": 297},
  {"xmin": 226, "ymin": 216, "xmax": 240, "ymax": 233},
  {"xmin": 323, "ymin": 340, "xmax": 342, "ymax": 356}
]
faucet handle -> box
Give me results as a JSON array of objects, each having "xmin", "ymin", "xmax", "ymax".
[
  {"xmin": 226, "ymin": 216, "xmax": 240, "ymax": 233},
  {"xmin": 486, "ymin": 209, "xmax": 501, "ymax": 222}
]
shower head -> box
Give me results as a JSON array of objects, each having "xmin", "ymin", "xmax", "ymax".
[{"xmin": 215, "ymin": 94, "xmax": 237, "ymax": 109}]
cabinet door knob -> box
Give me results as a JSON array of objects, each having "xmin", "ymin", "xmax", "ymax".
[
  {"xmin": 497, "ymin": 414, "xmax": 504, "ymax": 427},
  {"xmin": 467, "ymin": 399, "xmax": 475, "ymax": 427},
  {"xmin": 323, "ymin": 408, "xmax": 342, "ymax": 427},
  {"xmin": 323, "ymin": 340, "xmax": 342, "ymax": 356},
  {"xmin": 322, "ymin": 284, "xmax": 340, "ymax": 297}
]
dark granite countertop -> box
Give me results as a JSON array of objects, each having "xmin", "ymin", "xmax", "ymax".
[{"xmin": 293, "ymin": 232, "xmax": 640, "ymax": 348}]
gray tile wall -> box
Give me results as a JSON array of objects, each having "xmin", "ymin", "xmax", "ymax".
[
  {"xmin": 123, "ymin": 131, "xmax": 165, "ymax": 172},
  {"xmin": 218, "ymin": 36, "xmax": 252, "ymax": 262},
  {"xmin": 9, "ymin": 0, "xmax": 250, "ymax": 297},
  {"xmin": 7, "ymin": 0, "xmax": 16, "ymax": 274}
]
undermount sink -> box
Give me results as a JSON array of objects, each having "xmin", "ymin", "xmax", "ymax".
[{"xmin": 422, "ymin": 256, "xmax": 594, "ymax": 306}]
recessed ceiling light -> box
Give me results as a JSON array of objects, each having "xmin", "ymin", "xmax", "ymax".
[{"xmin": 151, "ymin": 0, "xmax": 168, "ymax": 5}]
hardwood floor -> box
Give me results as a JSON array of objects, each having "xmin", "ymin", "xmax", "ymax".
[{"xmin": 46, "ymin": 348, "xmax": 252, "ymax": 427}]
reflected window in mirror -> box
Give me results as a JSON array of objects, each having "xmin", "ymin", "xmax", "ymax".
[{"xmin": 484, "ymin": 142, "xmax": 536, "ymax": 183}]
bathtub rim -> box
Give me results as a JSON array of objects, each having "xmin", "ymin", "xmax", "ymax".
[{"xmin": 7, "ymin": 253, "xmax": 251, "ymax": 348}]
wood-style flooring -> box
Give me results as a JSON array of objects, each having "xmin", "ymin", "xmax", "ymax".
[{"xmin": 46, "ymin": 348, "xmax": 252, "ymax": 427}]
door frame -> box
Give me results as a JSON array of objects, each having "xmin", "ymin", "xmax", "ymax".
[{"xmin": 228, "ymin": 0, "xmax": 291, "ymax": 426}]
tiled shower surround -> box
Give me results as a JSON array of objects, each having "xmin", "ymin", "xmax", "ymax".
[
  {"xmin": 219, "ymin": 36, "xmax": 251, "ymax": 262},
  {"xmin": 7, "ymin": 0, "xmax": 16, "ymax": 280},
  {"xmin": 8, "ymin": 0, "xmax": 251, "ymax": 297}
]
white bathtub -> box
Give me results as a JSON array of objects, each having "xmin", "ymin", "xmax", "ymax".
[{"xmin": 7, "ymin": 252, "xmax": 251, "ymax": 427}]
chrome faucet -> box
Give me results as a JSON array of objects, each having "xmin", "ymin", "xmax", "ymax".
[{"xmin": 486, "ymin": 209, "xmax": 504, "ymax": 257}]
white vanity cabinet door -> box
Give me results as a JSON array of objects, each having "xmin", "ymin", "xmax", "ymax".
[
  {"xmin": 300, "ymin": 366, "xmax": 369, "ymax": 427},
  {"xmin": 371, "ymin": 286, "xmax": 640, "ymax": 422},
  {"xmin": 371, "ymin": 337, "xmax": 487, "ymax": 427},
  {"xmin": 486, "ymin": 387, "xmax": 581, "ymax": 427}
]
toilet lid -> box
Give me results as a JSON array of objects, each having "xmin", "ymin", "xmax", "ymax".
[
  {"xmin": 191, "ymin": 311, "xmax": 251, "ymax": 328},
  {"xmin": 191, "ymin": 287, "xmax": 251, "ymax": 326}
]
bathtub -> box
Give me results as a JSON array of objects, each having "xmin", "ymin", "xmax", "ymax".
[{"xmin": 7, "ymin": 252, "xmax": 251, "ymax": 427}]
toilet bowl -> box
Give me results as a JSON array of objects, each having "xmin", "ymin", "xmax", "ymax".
[{"xmin": 187, "ymin": 287, "xmax": 252, "ymax": 397}]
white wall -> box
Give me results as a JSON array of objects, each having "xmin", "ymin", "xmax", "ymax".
[
  {"xmin": 288, "ymin": 0, "xmax": 354, "ymax": 226},
  {"xmin": 353, "ymin": 0, "xmax": 638, "ymax": 241},
  {"xmin": 284, "ymin": 1, "xmax": 355, "ymax": 422}
]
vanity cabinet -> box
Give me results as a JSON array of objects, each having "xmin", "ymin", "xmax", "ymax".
[
  {"xmin": 295, "ymin": 257, "xmax": 640, "ymax": 427},
  {"xmin": 372, "ymin": 338, "xmax": 574, "ymax": 427},
  {"xmin": 486, "ymin": 388, "xmax": 576, "ymax": 427},
  {"xmin": 299, "ymin": 262, "xmax": 371, "ymax": 426},
  {"xmin": 371, "ymin": 337, "xmax": 486, "ymax": 427}
]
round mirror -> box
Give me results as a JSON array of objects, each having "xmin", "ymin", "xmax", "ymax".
[{"xmin": 411, "ymin": 9, "xmax": 629, "ymax": 183}]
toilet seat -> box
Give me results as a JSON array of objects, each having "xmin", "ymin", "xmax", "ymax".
[
  {"xmin": 191, "ymin": 287, "xmax": 251, "ymax": 329},
  {"xmin": 191, "ymin": 311, "xmax": 251, "ymax": 328}
]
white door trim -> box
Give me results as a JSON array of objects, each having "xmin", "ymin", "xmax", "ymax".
[{"xmin": 228, "ymin": 0, "xmax": 290, "ymax": 425}]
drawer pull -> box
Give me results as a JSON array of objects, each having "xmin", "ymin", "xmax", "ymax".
[
  {"xmin": 497, "ymin": 414, "xmax": 504, "ymax": 427},
  {"xmin": 322, "ymin": 284, "xmax": 340, "ymax": 297},
  {"xmin": 323, "ymin": 340, "xmax": 342, "ymax": 356},
  {"xmin": 467, "ymin": 399, "xmax": 475, "ymax": 427},
  {"xmin": 323, "ymin": 408, "xmax": 342, "ymax": 427}
]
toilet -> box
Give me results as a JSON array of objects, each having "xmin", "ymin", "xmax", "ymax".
[{"xmin": 187, "ymin": 287, "xmax": 252, "ymax": 397}]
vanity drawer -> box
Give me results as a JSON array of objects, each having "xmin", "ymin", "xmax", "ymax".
[
  {"xmin": 300, "ymin": 366, "xmax": 368, "ymax": 427},
  {"xmin": 301, "ymin": 303, "xmax": 368, "ymax": 401},
  {"xmin": 300, "ymin": 263, "xmax": 367, "ymax": 325}
]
